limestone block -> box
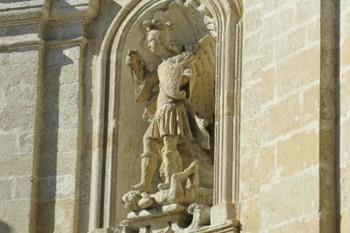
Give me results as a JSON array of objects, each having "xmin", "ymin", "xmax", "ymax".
[
  {"xmin": 14, "ymin": 176, "xmax": 32, "ymax": 200},
  {"xmin": 57, "ymin": 129, "xmax": 79, "ymax": 153},
  {"xmin": 244, "ymin": 8, "xmax": 262, "ymax": 34},
  {"xmin": 243, "ymin": 58, "xmax": 263, "ymax": 83},
  {"xmin": 341, "ymin": 37, "xmax": 350, "ymax": 66},
  {"xmin": 240, "ymin": 154, "xmax": 260, "ymax": 200},
  {"xmin": 3, "ymin": 83, "xmax": 36, "ymax": 110},
  {"xmin": 268, "ymin": 216, "xmax": 319, "ymax": 233},
  {"xmin": 46, "ymin": 21, "xmax": 84, "ymax": 41},
  {"xmin": 276, "ymin": 47, "xmax": 320, "ymax": 96},
  {"xmin": 295, "ymin": 0, "xmax": 320, "ymax": 25},
  {"xmin": 0, "ymin": 178, "xmax": 14, "ymax": 201},
  {"xmin": 38, "ymin": 174, "xmax": 76, "ymax": 201},
  {"xmin": 18, "ymin": 132, "xmax": 34, "ymax": 154},
  {"xmin": 37, "ymin": 199, "xmax": 75, "ymax": 233},
  {"xmin": 244, "ymin": 34, "xmax": 261, "ymax": 61},
  {"xmin": 302, "ymin": 85, "xmax": 320, "ymax": 125},
  {"xmin": 261, "ymin": 69, "xmax": 275, "ymax": 102},
  {"xmin": 39, "ymin": 152, "xmax": 77, "ymax": 177},
  {"xmin": 45, "ymin": 46, "xmax": 80, "ymax": 66},
  {"xmin": 8, "ymin": 49, "xmax": 39, "ymax": 65},
  {"xmin": 262, "ymin": 7, "xmax": 295, "ymax": 41},
  {"xmin": 341, "ymin": 118, "xmax": 350, "ymax": 161},
  {"xmin": 341, "ymin": 120, "xmax": 350, "ymax": 212},
  {"xmin": 0, "ymin": 157, "xmax": 34, "ymax": 177},
  {"xmin": 0, "ymin": 200, "xmax": 32, "ymax": 233},
  {"xmin": 0, "ymin": 52, "xmax": 10, "ymax": 66},
  {"xmin": 0, "ymin": 64, "xmax": 38, "ymax": 87},
  {"xmin": 306, "ymin": 21, "xmax": 321, "ymax": 46},
  {"xmin": 261, "ymin": 168, "xmax": 319, "ymax": 228},
  {"xmin": 261, "ymin": 41, "xmax": 275, "ymax": 68},
  {"xmin": 276, "ymin": 129, "xmax": 319, "ymax": 177},
  {"xmin": 0, "ymin": 107, "xmax": 36, "ymax": 132},
  {"xmin": 259, "ymin": 146, "xmax": 275, "ymax": 186},
  {"xmin": 262, "ymin": 94, "xmax": 301, "ymax": 142},
  {"xmin": 262, "ymin": 0, "xmax": 290, "ymax": 12},
  {"xmin": 245, "ymin": 0, "xmax": 262, "ymax": 10},
  {"xmin": 50, "ymin": 0, "xmax": 89, "ymax": 19},
  {"xmin": 239, "ymin": 198, "xmax": 260, "ymax": 233},
  {"xmin": 240, "ymin": 118, "xmax": 263, "ymax": 159},
  {"xmin": 0, "ymin": 24, "xmax": 39, "ymax": 45},
  {"xmin": 241, "ymin": 72, "xmax": 274, "ymax": 120},
  {"xmin": 341, "ymin": 212, "xmax": 350, "ymax": 233},
  {"xmin": 342, "ymin": 10, "xmax": 350, "ymax": 36},
  {"xmin": 0, "ymin": 134, "xmax": 18, "ymax": 157},
  {"xmin": 46, "ymin": 64, "xmax": 80, "ymax": 85},
  {"xmin": 275, "ymin": 27, "xmax": 306, "ymax": 60},
  {"xmin": 41, "ymin": 128, "xmax": 78, "ymax": 154},
  {"xmin": 302, "ymin": 170, "xmax": 319, "ymax": 214}
]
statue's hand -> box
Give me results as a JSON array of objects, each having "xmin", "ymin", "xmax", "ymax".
[{"xmin": 126, "ymin": 49, "xmax": 143, "ymax": 69}]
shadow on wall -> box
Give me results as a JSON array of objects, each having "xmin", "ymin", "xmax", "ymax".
[
  {"xmin": 0, "ymin": 0, "xmax": 27, "ymax": 3},
  {"xmin": 79, "ymin": 0, "xmax": 122, "ymax": 232},
  {"xmin": 0, "ymin": 220, "xmax": 12, "ymax": 233},
  {"xmin": 33, "ymin": 0, "xmax": 122, "ymax": 232},
  {"xmin": 37, "ymin": 48, "xmax": 73, "ymax": 233}
]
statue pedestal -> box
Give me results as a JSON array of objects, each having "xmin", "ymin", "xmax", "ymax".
[
  {"xmin": 117, "ymin": 204, "xmax": 192, "ymax": 233},
  {"xmin": 116, "ymin": 204, "xmax": 240, "ymax": 233}
]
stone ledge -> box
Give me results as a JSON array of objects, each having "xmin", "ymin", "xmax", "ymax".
[
  {"xmin": 0, "ymin": 0, "xmax": 100, "ymax": 25},
  {"xmin": 88, "ymin": 228, "xmax": 114, "ymax": 233},
  {"xmin": 124, "ymin": 204, "xmax": 192, "ymax": 231},
  {"xmin": 196, "ymin": 220, "xmax": 241, "ymax": 233}
]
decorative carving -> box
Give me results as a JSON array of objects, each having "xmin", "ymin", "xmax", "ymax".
[
  {"xmin": 120, "ymin": 1, "xmax": 217, "ymax": 231},
  {"xmin": 186, "ymin": 203, "xmax": 211, "ymax": 230},
  {"xmin": 122, "ymin": 161, "xmax": 213, "ymax": 210}
]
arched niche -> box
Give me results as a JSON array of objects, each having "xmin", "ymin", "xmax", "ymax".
[{"xmin": 88, "ymin": 0, "xmax": 243, "ymax": 232}]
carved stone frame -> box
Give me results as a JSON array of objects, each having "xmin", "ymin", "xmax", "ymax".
[{"xmin": 88, "ymin": 0, "xmax": 243, "ymax": 232}]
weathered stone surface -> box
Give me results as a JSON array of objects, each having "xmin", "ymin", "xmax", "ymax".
[{"xmin": 0, "ymin": 0, "xmax": 347, "ymax": 233}]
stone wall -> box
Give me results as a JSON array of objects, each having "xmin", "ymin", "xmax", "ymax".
[
  {"xmin": 0, "ymin": 0, "xmax": 348, "ymax": 233},
  {"xmin": 0, "ymin": 1, "xmax": 100, "ymax": 233},
  {"xmin": 240, "ymin": 0, "xmax": 321, "ymax": 232},
  {"xmin": 340, "ymin": 0, "xmax": 350, "ymax": 231},
  {"xmin": 0, "ymin": 45, "xmax": 40, "ymax": 233}
]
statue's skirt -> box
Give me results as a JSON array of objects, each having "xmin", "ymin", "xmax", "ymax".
[{"xmin": 145, "ymin": 103, "xmax": 193, "ymax": 141}]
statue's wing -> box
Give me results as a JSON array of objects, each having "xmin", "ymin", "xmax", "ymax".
[{"xmin": 189, "ymin": 35, "xmax": 216, "ymax": 124}]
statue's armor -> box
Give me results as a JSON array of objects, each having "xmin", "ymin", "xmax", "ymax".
[{"xmin": 145, "ymin": 52, "xmax": 194, "ymax": 142}]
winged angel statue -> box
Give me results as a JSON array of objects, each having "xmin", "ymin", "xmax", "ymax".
[{"xmin": 122, "ymin": 7, "xmax": 215, "ymax": 211}]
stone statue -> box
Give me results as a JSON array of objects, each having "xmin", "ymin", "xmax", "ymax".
[
  {"xmin": 124, "ymin": 9, "xmax": 215, "ymax": 209},
  {"xmin": 119, "ymin": 3, "xmax": 216, "ymax": 232}
]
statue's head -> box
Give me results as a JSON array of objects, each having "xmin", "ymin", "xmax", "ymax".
[
  {"xmin": 121, "ymin": 190, "xmax": 142, "ymax": 211},
  {"xmin": 143, "ymin": 19, "xmax": 179, "ymax": 56}
]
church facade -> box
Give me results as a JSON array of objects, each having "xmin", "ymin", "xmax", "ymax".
[{"xmin": 0, "ymin": 0, "xmax": 349, "ymax": 232}]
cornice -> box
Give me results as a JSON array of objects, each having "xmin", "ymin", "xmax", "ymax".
[{"xmin": 0, "ymin": 0, "xmax": 100, "ymax": 26}]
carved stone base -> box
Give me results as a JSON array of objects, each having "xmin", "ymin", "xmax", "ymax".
[
  {"xmin": 116, "ymin": 204, "xmax": 239, "ymax": 233},
  {"xmin": 116, "ymin": 204, "xmax": 192, "ymax": 233},
  {"xmin": 195, "ymin": 220, "xmax": 241, "ymax": 233},
  {"xmin": 88, "ymin": 228, "xmax": 114, "ymax": 233}
]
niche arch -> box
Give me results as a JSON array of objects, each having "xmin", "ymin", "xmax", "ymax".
[{"xmin": 88, "ymin": 0, "xmax": 243, "ymax": 232}]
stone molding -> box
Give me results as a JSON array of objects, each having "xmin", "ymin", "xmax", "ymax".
[
  {"xmin": 0, "ymin": 0, "xmax": 100, "ymax": 24},
  {"xmin": 89, "ymin": 0, "xmax": 244, "ymax": 232},
  {"xmin": 0, "ymin": 0, "xmax": 100, "ymax": 49}
]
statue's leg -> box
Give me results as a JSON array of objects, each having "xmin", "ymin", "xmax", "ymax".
[
  {"xmin": 158, "ymin": 136, "xmax": 183, "ymax": 190},
  {"xmin": 131, "ymin": 136, "xmax": 158, "ymax": 193},
  {"xmin": 167, "ymin": 160, "xmax": 199, "ymax": 203}
]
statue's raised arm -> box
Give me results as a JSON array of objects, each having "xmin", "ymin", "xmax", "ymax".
[{"xmin": 125, "ymin": 49, "xmax": 159, "ymax": 104}]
